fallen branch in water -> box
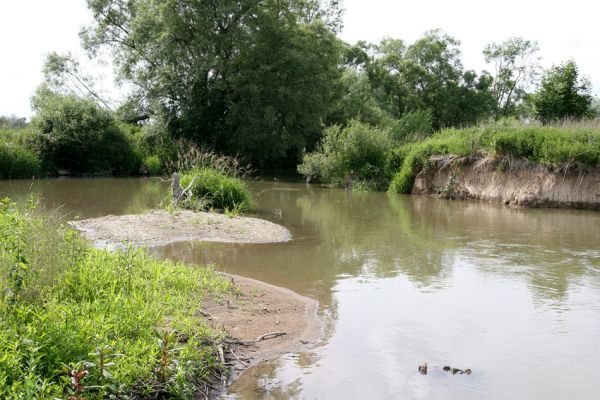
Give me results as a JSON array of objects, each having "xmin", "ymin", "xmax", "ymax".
[
  {"xmin": 224, "ymin": 331, "xmax": 287, "ymax": 346},
  {"xmin": 229, "ymin": 348, "xmax": 250, "ymax": 367}
]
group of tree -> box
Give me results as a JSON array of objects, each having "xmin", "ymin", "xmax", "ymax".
[{"xmin": 4, "ymin": 0, "xmax": 599, "ymax": 177}]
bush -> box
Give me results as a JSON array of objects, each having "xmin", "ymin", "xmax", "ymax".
[
  {"xmin": 298, "ymin": 120, "xmax": 392, "ymax": 189},
  {"xmin": 31, "ymin": 89, "xmax": 139, "ymax": 174},
  {"xmin": 390, "ymin": 109, "xmax": 433, "ymax": 143},
  {"xmin": 132, "ymin": 121, "xmax": 178, "ymax": 171},
  {"xmin": 0, "ymin": 199, "xmax": 232, "ymax": 398},
  {"xmin": 179, "ymin": 167, "xmax": 254, "ymax": 213},
  {"xmin": 143, "ymin": 155, "xmax": 163, "ymax": 175},
  {"xmin": 0, "ymin": 142, "xmax": 42, "ymax": 179}
]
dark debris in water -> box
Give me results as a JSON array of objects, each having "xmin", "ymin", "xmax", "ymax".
[{"xmin": 418, "ymin": 362, "xmax": 472, "ymax": 375}]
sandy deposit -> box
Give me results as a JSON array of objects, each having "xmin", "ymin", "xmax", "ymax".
[
  {"xmin": 70, "ymin": 209, "xmax": 292, "ymax": 248},
  {"xmin": 205, "ymin": 274, "xmax": 322, "ymax": 384}
]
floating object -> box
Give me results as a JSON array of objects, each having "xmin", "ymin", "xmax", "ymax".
[
  {"xmin": 443, "ymin": 365, "xmax": 472, "ymax": 375},
  {"xmin": 418, "ymin": 362, "xmax": 428, "ymax": 375}
]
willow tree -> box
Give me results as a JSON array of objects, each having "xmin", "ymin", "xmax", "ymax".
[{"xmin": 81, "ymin": 0, "xmax": 343, "ymax": 166}]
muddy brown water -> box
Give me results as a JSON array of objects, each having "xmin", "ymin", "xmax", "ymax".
[{"xmin": 2, "ymin": 177, "xmax": 600, "ymax": 399}]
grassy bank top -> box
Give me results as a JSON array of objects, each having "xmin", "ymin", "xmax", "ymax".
[{"xmin": 386, "ymin": 121, "xmax": 600, "ymax": 193}]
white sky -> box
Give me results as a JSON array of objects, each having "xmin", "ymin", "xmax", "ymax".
[{"xmin": 1, "ymin": 0, "xmax": 599, "ymax": 118}]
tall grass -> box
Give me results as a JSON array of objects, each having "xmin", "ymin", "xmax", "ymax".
[
  {"xmin": 0, "ymin": 199, "xmax": 233, "ymax": 399},
  {"xmin": 179, "ymin": 167, "xmax": 254, "ymax": 214},
  {"xmin": 388, "ymin": 120, "xmax": 600, "ymax": 193},
  {"xmin": 0, "ymin": 142, "xmax": 42, "ymax": 179},
  {"xmin": 167, "ymin": 143, "xmax": 254, "ymax": 179}
]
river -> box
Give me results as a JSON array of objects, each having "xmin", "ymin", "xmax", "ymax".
[{"xmin": 2, "ymin": 177, "xmax": 599, "ymax": 399}]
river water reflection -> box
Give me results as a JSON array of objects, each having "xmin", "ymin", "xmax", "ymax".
[{"xmin": 2, "ymin": 178, "xmax": 599, "ymax": 399}]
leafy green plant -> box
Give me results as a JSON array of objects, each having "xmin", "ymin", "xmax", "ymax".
[
  {"xmin": 142, "ymin": 155, "xmax": 162, "ymax": 175},
  {"xmin": 0, "ymin": 199, "xmax": 233, "ymax": 399},
  {"xmin": 179, "ymin": 167, "xmax": 254, "ymax": 213},
  {"xmin": 0, "ymin": 142, "xmax": 42, "ymax": 179}
]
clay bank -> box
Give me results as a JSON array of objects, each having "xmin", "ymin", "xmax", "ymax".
[{"xmin": 411, "ymin": 155, "xmax": 600, "ymax": 210}]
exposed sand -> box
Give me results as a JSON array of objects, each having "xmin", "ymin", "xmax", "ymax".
[
  {"xmin": 69, "ymin": 209, "xmax": 292, "ymax": 248},
  {"xmin": 206, "ymin": 274, "xmax": 322, "ymax": 383}
]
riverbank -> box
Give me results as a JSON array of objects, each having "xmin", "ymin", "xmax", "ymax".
[
  {"xmin": 205, "ymin": 273, "xmax": 322, "ymax": 387},
  {"xmin": 70, "ymin": 209, "xmax": 322, "ymax": 395},
  {"xmin": 411, "ymin": 155, "xmax": 600, "ymax": 209},
  {"xmin": 70, "ymin": 209, "xmax": 292, "ymax": 248}
]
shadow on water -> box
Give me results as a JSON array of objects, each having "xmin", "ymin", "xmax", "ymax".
[{"xmin": 2, "ymin": 178, "xmax": 600, "ymax": 399}]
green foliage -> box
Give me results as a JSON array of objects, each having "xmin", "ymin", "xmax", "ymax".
[
  {"xmin": 533, "ymin": 61, "xmax": 594, "ymax": 122},
  {"xmin": 390, "ymin": 110, "xmax": 433, "ymax": 142},
  {"xmin": 0, "ymin": 199, "xmax": 232, "ymax": 398},
  {"xmin": 388, "ymin": 121, "xmax": 600, "ymax": 193},
  {"xmin": 0, "ymin": 115, "xmax": 28, "ymax": 130},
  {"xmin": 298, "ymin": 120, "xmax": 392, "ymax": 189},
  {"xmin": 483, "ymin": 37, "xmax": 540, "ymax": 116},
  {"xmin": 388, "ymin": 131, "xmax": 473, "ymax": 193},
  {"xmin": 142, "ymin": 155, "xmax": 162, "ymax": 175},
  {"xmin": 82, "ymin": 0, "xmax": 343, "ymax": 167},
  {"xmin": 0, "ymin": 141, "xmax": 42, "ymax": 179},
  {"xmin": 179, "ymin": 168, "xmax": 254, "ymax": 213},
  {"xmin": 365, "ymin": 30, "xmax": 496, "ymax": 129},
  {"xmin": 325, "ymin": 68, "xmax": 393, "ymax": 128},
  {"xmin": 31, "ymin": 88, "xmax": 139, "ymax": 174}
]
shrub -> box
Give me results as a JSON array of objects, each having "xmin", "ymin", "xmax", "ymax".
[
  {"xmin": 179, "ymin": 167, "xmax": 254, "ymax": 213},
  {"xmin": 31, "ymin": 89, "xmax": 139, "ymax": 174},
  {"xmin": 0, "ymin": 142, "xmax": 42, "ymax": 179},
  {"xmin": 390, "ymin": 109, "xmax": 433, "ymax": 143},
  {"xmin": 0, "ymin": 199, "xmax": 232, "ymax": 398},
  {"xmin": 298, "ymin": 120, "xmax": 392, "ymax": 189},
  {"xmin": 143, "ymin": 155, "xmax": 163, "ymax": 175},
  {"xmin": 132, "ymin": 121, "xmax": 178, "ymax": 171}
]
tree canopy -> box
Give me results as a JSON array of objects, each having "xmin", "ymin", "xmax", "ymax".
[
  {"xmin": 81, "ymin": 0, "xmax": 343, "ymax": 167},
  {"xmin": 533, "ymin": 61, "xmax": 594, "ymax": 122}
]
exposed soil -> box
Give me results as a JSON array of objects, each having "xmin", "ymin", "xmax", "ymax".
[
  {"xmin": 412, "ymin": 156, "xmax": 600, "ymax": 210},
  {"xmin": 69, "ymin": 209, "xmax": 292, "ymax": 248},
  {"xmin": 205, "ymin": 274, "xmax": 322, "ymax": 385}
]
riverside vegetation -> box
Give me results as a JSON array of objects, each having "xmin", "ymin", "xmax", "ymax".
[
  {"xmin": 0, "ymin": 199, "xmax": 235, "ymax": 399},
  {"xmin": 2, "ymin": 1, "xmax": 599, "ymax": 183}
]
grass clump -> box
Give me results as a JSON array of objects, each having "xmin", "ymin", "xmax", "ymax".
[
  {"xmin": 388, "ymin": 120, "xmax": 600, "ymax": 193},
  {"xmin": 0, "ymin": 199, "xmax": 233, "ymax": 399},
  {"xmin": 179, "ymin": 167, "xmax": 254, "ymax": 214}
]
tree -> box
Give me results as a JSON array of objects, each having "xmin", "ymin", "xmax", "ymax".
[
  {"xmin": 483, "ymin": 37, "xmax": 540, "ymax": 116},
  {"xmin": 0, "ymin": 115, "xmax": 28, "ymax": 129},
  {"xmin": 31, "ymin": 87, "xmax": 137, "ymax": 173},
  {"xmin": 42, "ymin": 52, "xmax": 114, "ymax": 110},
  {"xmin": 81, "ymin": 0, "xmax": 343, "ymax": 167},
  {"xmin": 533, "ymin": 61, "xmax": 594, "ymax": 122},
  {"xmin": 366, "ymin": 31, "xmax": 495, "ymax": 129}
]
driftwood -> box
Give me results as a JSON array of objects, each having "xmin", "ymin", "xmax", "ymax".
[
  {"xmin": 224, "ymin": 331, "xmax": 287, "ymax": 346},
  {"xmin": 443, "ymin": 366, "xmax": 472, "ymax": 375},
  {"xmin": 418, "ymin": 362, "xmax": 472, "ymax": 375},
  {"xmin": 171, "ymin": 172, "xmax": 197, "ymax": 206}
]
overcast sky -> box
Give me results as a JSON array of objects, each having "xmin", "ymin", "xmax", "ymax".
[{"xmin": 1, "ymin": 0, "xmax": 599, "ymax": 118}]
